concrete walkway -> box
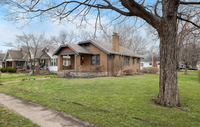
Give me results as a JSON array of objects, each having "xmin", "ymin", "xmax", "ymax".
[{"xmin": 0, "ymin": 92, "xmax": 96, "ymax": 127}]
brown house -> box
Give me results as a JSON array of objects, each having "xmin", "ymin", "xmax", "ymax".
[
  {"xmin": 53, "ymin": 33, "xmax": 142, "ymax": 76},
  {"xmin": 3, "ymin": 50, "xmax": 25, "ymax": 70}
]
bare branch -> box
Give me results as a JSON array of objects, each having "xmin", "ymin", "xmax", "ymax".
[{"xmin": 177, "ymin": 16, "xmax": 200, "ymax": 28}]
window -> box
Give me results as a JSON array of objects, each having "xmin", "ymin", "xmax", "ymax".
[
  {"xmin": 137, "ymin": 58, "xmax": 140, "ymax": 63},
  {"xmin": 140, "ymin": 63, "xmax": 144, "ymax": 67},
  {"xmin": 9, "ymin": 62, "xmax": 12, "ymax": 67},
  {"xmin": 81, "ymin": 43, "xmax": 90, "ymax": 47},
  {"xmin": 17, "ymin": 62, "xmax": 22, "ymax": 67},
  {"xmin": 108, "ymin": 55, "xmax": 111, "ymax": 60},
  {"xmin": 84, "ymin": 43, "xmax": 90, "ymax": 47},
  {"xmin": 132, "ymin": 58, "xmax": 135, "ymax": 64},
  {"xmin": 91, "ymin": 54, "xmax": 100, "ymax": 65},
  {"xmin": 124, "ymin": 57, "xmax": 130, "ymax": 66},
  {"xmin": 158, "ymin": 63, "xmax": 160, "ymax": 65},
  {"xmin": 50, "ymin": 58, "xmax": 57, "ymax": 66},
  {"xmin": 149, "ymin": 63, "xmax": 152, "ymax": 65},
  {"xmin": 63, "ymin": 59, "xmax": 70, "ymax": 66}
]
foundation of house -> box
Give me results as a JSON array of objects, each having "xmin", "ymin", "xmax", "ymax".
[{"xmin": 57, "ymin": 70, "xmax": 109, "ymax": 77}]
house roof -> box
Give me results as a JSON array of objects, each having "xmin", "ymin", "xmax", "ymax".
[
  {"xmin": 53, "ymin": 43, "xmax": 93, "ymax": 55},
  {"xmin": 0, "ymin": 53, "xmax": 5, "ymax": 61},
  {"xmin": 8, "ymin": 50, "xmax": 24, "ymax": 60},
  {"xmin": 21, "ymin": 46, "xmax": 50, "ymax": 59},
  {"xmin": 78, "ymin": 39, "xmax": 142, "ymax": 58}
]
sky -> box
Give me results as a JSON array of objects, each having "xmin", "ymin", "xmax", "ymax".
[{"xmin": 0, "ymin": 0, "xmax": 157, "ymax": 53}]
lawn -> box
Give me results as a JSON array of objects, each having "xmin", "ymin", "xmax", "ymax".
[
  {"xmin": 0, "ymin": 104, "xmax": 39, "ymax": 127},
  {"xmin": 0, "ymin": 73, "xmax": 45, "ymax": 83},
  {"xmin": 0, "ymin": 71, "xmax": 199, "ymax": 127}
]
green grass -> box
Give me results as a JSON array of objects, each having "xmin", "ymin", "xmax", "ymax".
[
  {"xmin": 0, "ymin": 70, "xmax": 199, "ymax": 126},
  {"xmin": 0, "ymin": 104, "xmax": 39, "ymax": 127},
  {"xmin": 0, "ymin": 73, "xmax": 44, "ymax": 83}
]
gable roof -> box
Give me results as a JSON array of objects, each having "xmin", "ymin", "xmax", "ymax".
[
  {"xmin": 78, "ymin": 39, "xmax": 142, "ymax": 58},
  {"xmin": 53, "ymin": 43, "xmax": 93, "ymax": 55},
  {"xmin": 0, "ymin": 53, "xmax": 5, "ymax": 61},
  {"xmin": 21, "ymin": 46, "xmax": 50, "ymax": 59},
  {"xmin": 8, "ymin": 50, "xmax": 24, "ymax": 60}
]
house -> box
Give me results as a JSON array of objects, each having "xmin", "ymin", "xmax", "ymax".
[
  {"xmin": 53, "ymin": 33, "xmax": 142, "ymax": 76},
  {"xmin": 2, "ymin": 46, "xmax": 70, "ymax": 73},
  {"xmin": 140, "ymin": 54, "xmax": 160, "ymax": 70},
  {"xmin": 3, "ymin": 50, "xmax": 26, "ymax": 70},
  {"xmin": 0, "ymin": 53, "xmax": 5, "ymax": 68},
  {"xmin": 44, "ymin": 46, "xmax": 70, "ymax": 73}
]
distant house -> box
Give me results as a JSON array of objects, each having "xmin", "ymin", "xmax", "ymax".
[
  {"xmin": 0, "ymin": 53, "xmax": 5, "ymax": 68},
  {"xmin": 53, "ymin": 33, "xmax": 142, "ymax": 76},
  {"xmin": 44, "ymin": 46, "xmax": 70, "ymax": 73},
  {"xmin": 140, "ymin": 54, "xmax": 160, "ymax": 70},
  {"xmin": 2, "ymin": 46, "xmax": 70, "ymax": 73},
  {"xmin": 3, "ymin": 50, "xmax": 25, "ymax": 69}
]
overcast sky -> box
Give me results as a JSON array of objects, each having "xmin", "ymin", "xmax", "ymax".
[{"xmin": 0, "ymin": 0, "xmax": 157, "ymax": 53}]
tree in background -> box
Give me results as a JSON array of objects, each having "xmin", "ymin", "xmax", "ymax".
[
  {"xmin": 1, "ymin": 0, "xmax": 200, "ymax": 107},
  {"xmin": 179, "ymin": 34, "xmax": 200, "ymax": 75},
  {"xmin": 5, "ymin": 32, "xmax": 51, "ymax": 74},
  {"xmin": 99, "ymin": 23, "xmax": 149, "ymax": 55}
]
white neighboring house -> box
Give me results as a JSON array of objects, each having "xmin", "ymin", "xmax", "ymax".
[
  {"xmin": 140, "ymin": 54, "xmax": 160, "ymax": 70},
  {"xmin": 0, "ymin": 53, "xmax": 6, "ymax": 68},
  {"xmin": 45, "ymin": 46, "xmax": 70, "ymax": 73}
]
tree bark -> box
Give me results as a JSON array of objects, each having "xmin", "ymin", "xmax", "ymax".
[
  {"xmin": 184, "ymin": 66, "xmax": 187, "ymax": 75},
  {"xmin": 157, "ymin": 0, "xmax": 180, "ymax": 107}
]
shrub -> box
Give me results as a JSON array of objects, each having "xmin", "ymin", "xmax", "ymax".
[
  {"xmin": 7, "ymin": 68, "xmax": 16, "ymax": 73},
  {"xmin": 0, "ymin": 68, "xmax": 7, "ymax": 73},
  {"xmin": 142, "ymin": 67, "xmax": 158, "ymax": 74},
  {"xmin": 154, "ymin": 98, "xmax": 157, "ymax": 104},
  {"xmin": 45, "ymin": 75, "xmax": 56, "ymax": 78},
  {"xmin": 123, "ymin": 69, "xmax": 135, "ymax": 75}
]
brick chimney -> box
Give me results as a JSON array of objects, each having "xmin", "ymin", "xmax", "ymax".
[
  {"xmin": 112, "ymin": 32, "xmax": 119, "ymax": 52},
  {"xmin": 153, "ymin": 57, "xmax": 157, "ymax": 67}
]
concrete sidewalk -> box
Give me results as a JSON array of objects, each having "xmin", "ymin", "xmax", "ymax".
[{"xmin": 0, "ymin": 92, "xmax": 96, "ymax": 127}]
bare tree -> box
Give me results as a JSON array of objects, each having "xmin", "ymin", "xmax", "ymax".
[
  {"xmin": 79, "ymin": 30, "xmax": 93, "ymax": 40},
  {"xmin": 5, "ymin": 32, "xmax": 47, "ymax": 75},
  {"xmin": 2, "ymin": 0, "xmax": 200, "ymax": 107},
  {"xmin": 100, "ymin": 23, "xmax": 148, "ymax": 55},
  {"xmin": 179, "ymin": 34, "xmax": 198, "ymax": 74},
  {"xmin": 111, "ymin": 57, "xmax": 124, "ymax": 77}
]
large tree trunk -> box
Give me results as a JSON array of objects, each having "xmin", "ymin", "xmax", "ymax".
[{"xmin": 157, "ymin": 0, "xmax": 180, "ymax": 107}]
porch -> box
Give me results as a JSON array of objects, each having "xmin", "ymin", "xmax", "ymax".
[
  {"xmin": 54, "ymin": 43, "xmax": 106, "ymax": 77},
  {"xmin": 57, "ymin": 54, "xmax": 105, "ymax": 72}
]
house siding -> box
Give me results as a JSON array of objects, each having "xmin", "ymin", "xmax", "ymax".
[
  {"xmin": 108, "ymin": 55, "xmax": 140, "ymax": 73},
  {"xmin": 77, "ymin": 43, "xmax": 108, "ymax": 71}
]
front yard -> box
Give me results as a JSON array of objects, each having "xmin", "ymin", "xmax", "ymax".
[
  {"xmin": 0, "ymin": 73, "xmax": 45, "ymax": 83},
  {"xmin": 0, "ymin": 71, "xmax": 199, "ymax": 126}
]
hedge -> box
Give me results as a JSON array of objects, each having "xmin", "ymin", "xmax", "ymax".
[
  {"xmin": 7, "ymin": 68, "xmax": 17, "ymax": 73},
  {"xmin": 0, "ymin": 68, "xmax": 7, "ymax": 73}
]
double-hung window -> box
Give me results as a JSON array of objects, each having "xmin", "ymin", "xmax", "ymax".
[
  {"xmin": 50, "ymin": 58, "xmax": 57, "ymax": 66},
  {"xmin": 137, "ymin": 58, "xmax": 139, "ymax": 63},
  {"xmin": 132, "ymin": 58, "xmax": 135, "ymax": 64},
  {"xmin": 9, "ymin": 62, "xmax": 12, "ymax": 67},
  {"xmin": 63, "ymin": 59, "xmax": 70, "ymax": 66},
  {"xmin": 17, "ymin": 62, "xmax": 22, "ymax": 67},
  {"xmin": 91, "ymin": 55, "xmax": 100, "ymax": 65},
  {"xmin": 124, "ymin": 57, "xmax": 130, "ymax": 66}
]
